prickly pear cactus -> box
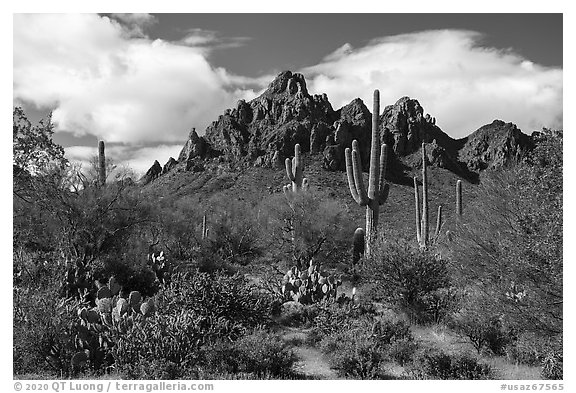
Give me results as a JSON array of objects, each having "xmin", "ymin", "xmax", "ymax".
[
  {"xmin": 281, "ymin": 259, "xmax": 341, "ymax": 304},
  {"xmin": 71, "ymin": 275, "xmax": 158, "ymax": 372}
]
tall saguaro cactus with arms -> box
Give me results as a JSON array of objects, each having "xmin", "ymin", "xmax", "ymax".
[
  {"xmin": 345, "ymin": 89, "xmax": 390, "ymax": 257},
  {"xmin": 284, "ymin": 143, "xmax": 307, "ymax": 193},
  {"xmin": 283, "ymin": 143, "xmax": 309, "ymax": 204}
]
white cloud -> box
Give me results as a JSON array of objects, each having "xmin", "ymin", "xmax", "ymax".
[
  {"xmin": 110, "ymin": 13, "xmax": 157, "ymax": 38},
  {"xmin": 179, "ymin": 28, "xmax": 251, "ymax": 50},
  {"xmin": 302, "ymin": 30, "xmax": 562, "ymax": 137},
  {"xmin": 13, "ymin": 14, "xmax": 260, "ymax": 145}
]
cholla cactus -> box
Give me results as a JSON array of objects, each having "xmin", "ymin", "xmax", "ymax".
[
  {"xmin": 345, "ymin": 89, "xmax": 389, "ymax": 257},
  {"xmin": 414, "ymin": 142, "xmax": 443, "ymax": 248},
  {"xmin": 281, "ymin": 259, "xmax": 342, "ymax": 304}
]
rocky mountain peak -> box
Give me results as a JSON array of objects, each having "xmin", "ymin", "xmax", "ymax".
[
  {"xmin": 459, "ymin": 119, "xmax": 532, "ymax": 171},
  {"xmin": 380, "ymin": 96, "xmax": 438, "ymax": 156},
  {"xmin": 263, "ymin": 70, "xmax": 309, "ymax": 97},
  {"xmin": 142, "ymin": 71, "xmax": 535, "ymax": 186}
]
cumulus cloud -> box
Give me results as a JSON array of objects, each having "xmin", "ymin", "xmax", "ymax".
[
  {"xmin": 302, "ymin": 30, "xmax": 562, "ymax": 137},
  {"xmin": 110, "ymin": 13, "xmax": 157, "ymax": 38},
  {"xmin": 13, "ymin": 14, "xmax": 259, "ymax": 147}
]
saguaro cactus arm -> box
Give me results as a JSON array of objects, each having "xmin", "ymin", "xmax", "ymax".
[
  {"xmin": 414, "ymin": 176, "xmax": 422, "ymax": 245},
  {"xmin": 345, "ymin": 141, "xmax": 369, "ymax": 206},
  {"xmin": 434, "ymin": 205, "xmax": 443, "ymax": 239},
  {"xmin": 378, "ymin": 144, "xmax": 389, "ymax": 204}
]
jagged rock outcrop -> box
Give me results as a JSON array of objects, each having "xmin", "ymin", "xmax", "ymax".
[
  {"xmin": 459, "ymin": 120, "xmax": 532, "ymax": 171},
  {"xmin": 139, "ymin": 160, "xmax": 162, "ymax": 185},
  {"xmin": 322, "ymin": 98, "xmax": 372, "ymax": 171},
  {"xmin": 380, "ymin": 97, "xmax": 440, "ymax": 156},
  {"xmin": 162, "ymin": 157, "xmax": 178, "ymax": 175},
  {"xmin": 203, "ymin": 71, "xmax": 337, "ymax": 163},
  {"xmin": 178, "ymin": 128, "xmax": 210, "ymax": 162}
]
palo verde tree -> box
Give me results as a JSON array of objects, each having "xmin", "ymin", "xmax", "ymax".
[{"xmin": 450, "ymin": 129, "xmax": 562, "ymax": 336}]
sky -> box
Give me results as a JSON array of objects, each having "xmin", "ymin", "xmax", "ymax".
[{"xmin": 13, "ymin": 13, "xmax": 563, "ymax": 176}]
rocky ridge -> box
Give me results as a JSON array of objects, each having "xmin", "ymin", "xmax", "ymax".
[{"xmin": 139, "ymin": 71, "xmax": 534, "ymax": 185}]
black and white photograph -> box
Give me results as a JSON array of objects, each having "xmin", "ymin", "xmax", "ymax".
[{"xmin": 10, "ymin": 6, "xmax": 565, "ymax": 389}]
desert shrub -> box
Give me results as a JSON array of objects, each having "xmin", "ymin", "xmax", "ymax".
[
  {"xmin": 541, "ymin": 351, "xmax": 563, "ymax": 380},
  {"xmin": 362, "ymin": 239, "xmax": 457, "ymax": 323},
  {"xmin": 506, "ymin": 333, "xmax": 545, "ymax": 366},
  {"xmin": 407, "ymin": 349, "xmax": 494, "ymax": 380},
  {"xmin": 371, "ymin": 319, "xmax": 412, "ymax": 345},
  {"xmin": 118, "ymin": 359, "xmax": 186, "ymax": 380},
  {"xmin": 310, "ymin": 299, "xmax": 377, "ymax": 338},
  {"xmin": 202, "ymin": 197, "xmax": 264, "ymax": 266},
  {"xmin": 259, "ymin": 192, "xmax": 353, "ymax": 269},
  {"xmin": 200, "ymin": 329, "xmax": 297, "ymax": 378},
  {"xmin": 114, "ymin": 270, "xmax": 278, "ymax": 377},
  {"xmin": 13, "ymin": 286, "xmax": 78, "ymax": 377},
  {"xmin": 505, "ymin": 332, "xmax": 563, "ymax": 379},
  {"xmin": 315, "ymin": 310, "xmax": 416, "ymax": 377},
  {"xmin": 507, "ymin": 332, "xmax": 561, "ymax": 365},
  {"xmin": 113, "ymin": 312, "xmax": 206, "ymax": 376},
  {"xmin": 157, "ymin": 271, "xmax": 275, "ymax": 335},
  {"xmin": 370, "ymin": 318, "xmax": 418, "ymax": 366},
  {"xmin": 13, "ymin": 249, "xmax": 64, "ymax": 290},
  {"xmin": 388, "ymin": 337, "xmax": 419, "ymax": 366},
  {"xmin": 318, "ymin": 330, "xmax": 388, "ymax": 379},
  {"xmin": 449, "ymin": 291, "xmax": 516, "ymax": 355}
]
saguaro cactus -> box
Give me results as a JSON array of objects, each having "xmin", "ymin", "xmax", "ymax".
[
  {"xmin": 283, "ymin": 143, "xmax": 309, "ymax": 201},
  {"xmin": 98, "ymin": 140, "xmax": 106, "ymax": 186},
  {"xmin": 202, "ymin": 214, "xmax": 208, "ymax": 240},
  {"xmin": 285, "ymin": 144, "xmax": 307, "ymax": 192},
  {"xmin": 414, "ymin": 142, "xmax": 442, "ymax": 248},
  {"xmin": 456, "ymin": 179, "xmax": 463, "ymax": 216},
  {"xmin": 345, "ymin": 89, "xmax": 389, "ymax": 257}
]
